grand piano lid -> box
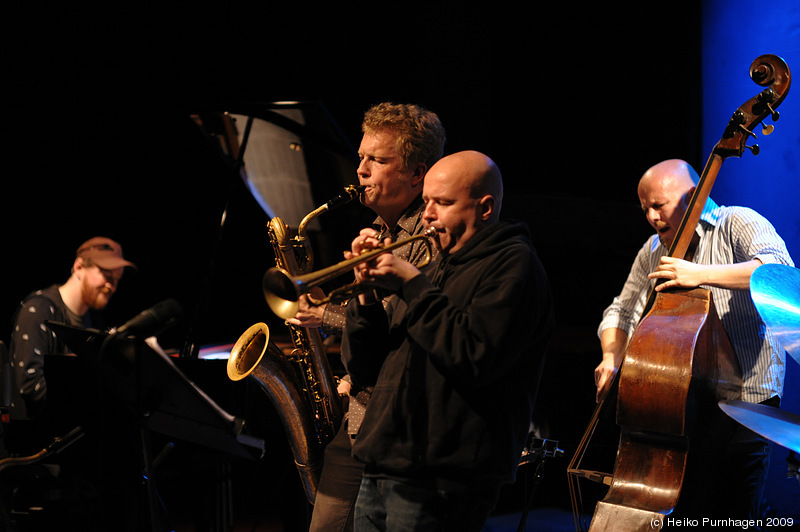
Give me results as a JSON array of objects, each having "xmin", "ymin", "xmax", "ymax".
[
  {"xmin": 750, "ymin": 263, "xmax": 800, "ymax": 366},
  {"xmin": 192, "ymin": 101, "xmax": 359, "ymax": 228}
]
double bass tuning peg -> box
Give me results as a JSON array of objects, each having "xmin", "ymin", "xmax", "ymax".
[
  {"xmin": 734, "ymin": 114, "xmax": 761, "ymax": 155},
  {"xmin": 760, "ymin": 102, "xmax": 779, "ymax": 136},
  {"xmin": 745, "ymin": 143, "xmax": 761, "ymax": 156},
  {"xmin": 757, "ymin": 89, "xmax": 780, "ymax": 135},
  {"xmin": 765, "ymin": 101, "xmax": 781, "ymax": 122}
]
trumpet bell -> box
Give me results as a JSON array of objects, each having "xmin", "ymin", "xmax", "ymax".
[
  {"xmin": 227, "ymin": 322, "xmax": 271, "ymax": 381},
  {"xmin": 263, "ymin": 267, "xmax": 303, "ymax": 320}
]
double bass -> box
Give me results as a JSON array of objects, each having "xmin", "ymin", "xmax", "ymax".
[{"xmin": 568, "ymin": 54, "xmax": 792, "ymax": 531}]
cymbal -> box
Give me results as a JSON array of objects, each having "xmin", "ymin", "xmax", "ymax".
[
  {"xmin": 750, "ymin": 263, "xmax": 800, "ymax": 366},
  {"xmin": 719, "ymin": 400, "xmax": 800, "ymax": 453}
]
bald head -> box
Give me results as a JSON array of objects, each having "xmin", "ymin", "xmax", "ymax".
[
  {"xmin": 637, "ymin": 159, "xmax": 699, "ymax": 247},
  {"xmin": 639, "ymin": 159, "xmax": 698, "ymax": 195},
  {"xmin": 432, "ymin": 150, "xmax": 504, "ymax": 221},
  {"xmin": 422, "ymin": 151, "xmax": 504, "ymax": 254}
]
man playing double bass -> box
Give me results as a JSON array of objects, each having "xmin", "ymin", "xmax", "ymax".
[{"xmin": 594, "ymin": 159, "xmax": 794, "ymax": 521}]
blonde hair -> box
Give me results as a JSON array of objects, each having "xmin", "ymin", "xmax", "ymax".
[{"xmin": 362, "ymin": 102, "xmax": 446, "ymax": 172}]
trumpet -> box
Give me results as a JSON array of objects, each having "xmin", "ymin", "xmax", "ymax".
[{"xmin": 263, "ymin": 227, "xmax": 438, "ymax": 320}]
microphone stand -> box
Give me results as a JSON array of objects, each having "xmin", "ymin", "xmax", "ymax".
[{"xmin": 516, "ymin": 436, "xmax": 564, "ymax": 532}]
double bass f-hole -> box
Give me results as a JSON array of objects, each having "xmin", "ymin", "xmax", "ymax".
[{"xmin": 568, "ymin": 53, "xmax": 791, "ymax": 532}]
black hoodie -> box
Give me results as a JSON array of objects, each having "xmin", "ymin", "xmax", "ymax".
[{"xmin": 343, "ymin": 219, "xmax": 555, "ymax": 504}]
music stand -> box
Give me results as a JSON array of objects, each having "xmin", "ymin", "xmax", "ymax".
[
  {"xmin": 48, "ymin": 321, "xmax": 265, "ymax": 530},
  {"xmin": 46, "ymin": 321, "xmax": 264, "ymax": 461}
]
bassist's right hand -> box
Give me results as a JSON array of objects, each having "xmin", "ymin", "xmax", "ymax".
[{"xmin": 594, "ymin": 357, "xmax": 618, "ymax": 404}]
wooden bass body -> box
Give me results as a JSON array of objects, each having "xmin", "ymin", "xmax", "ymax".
[{"xmin": 589, "ymin": 288, "xmax": 741, "ymax": 531}]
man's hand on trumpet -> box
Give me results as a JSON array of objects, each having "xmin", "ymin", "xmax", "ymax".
[{"xmin": 347, "ymin": 228, "xmax": 422, "ymax": 304}]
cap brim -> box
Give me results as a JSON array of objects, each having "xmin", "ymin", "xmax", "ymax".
[{"xmin": 94, "ymin": 257, "xmax": 137, "ymax": 271}]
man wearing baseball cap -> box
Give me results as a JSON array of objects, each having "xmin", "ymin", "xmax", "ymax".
[{"xmin": 8, "ymin": 236, "xmax": 136, "ymax": 422}]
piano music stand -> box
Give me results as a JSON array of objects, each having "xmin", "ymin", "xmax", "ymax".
[
  {"xmin": 46, "ymin": 321, "xmax": 264, "ymax": 460},
  {"xmin": 46, "ymin": 321, "xmax": 265, "ymax": 530}
]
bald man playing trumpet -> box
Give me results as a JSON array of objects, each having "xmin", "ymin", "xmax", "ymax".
[{"xmin": 341, "ymin": 151, "xmax": 555, "ymax": 532}]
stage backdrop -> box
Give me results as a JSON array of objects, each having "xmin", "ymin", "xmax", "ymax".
[{"xmin": 702, "ymin": 0, "xmax": 800, "ymax": 518}]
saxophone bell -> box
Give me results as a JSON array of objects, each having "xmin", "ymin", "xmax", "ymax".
[
  {"xmin": 227, "ymin": 322, "xmax": 271, "ymax": 381},
  {"xmin": 227, "ymin": 321, "xmax": 326, "ymax": 504}
]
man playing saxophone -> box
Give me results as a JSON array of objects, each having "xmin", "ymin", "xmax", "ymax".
[
  {"xmin": 292, "ymin": 102, "xmax": 447, "ymax": 532},
  {"xmin": 342, "ymin": 151, "xmax": 555, "ymax": 531}
]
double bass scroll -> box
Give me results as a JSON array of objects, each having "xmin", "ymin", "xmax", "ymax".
[{"xmin": 664, "ymin": 54, "xmax": 791, "ymax": 267}]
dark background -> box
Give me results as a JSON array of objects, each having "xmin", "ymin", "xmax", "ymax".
[
  {"xmin": 4, "ymin": 2, "xmax": 709, "ymax": 350},
  {"xmin": 3, "ymin": 1, "xmax": 799, "ymax": 529}
]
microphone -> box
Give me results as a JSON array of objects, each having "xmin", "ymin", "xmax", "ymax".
[{"xmin": 112, "ymin": 299, "xmax": 183, "ymax": 339}]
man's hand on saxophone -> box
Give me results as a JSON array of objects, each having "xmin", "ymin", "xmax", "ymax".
[{"xmin": 286, "ymin": 287, "xmax": 327, "ymax": 329}]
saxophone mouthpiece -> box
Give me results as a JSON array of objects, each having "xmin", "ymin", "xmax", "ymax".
[{"xmin": 326, "ymin": 185, "xmax": 365, "ymax": 211}]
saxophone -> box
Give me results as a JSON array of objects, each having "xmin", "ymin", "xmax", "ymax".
[{"xmin": 227, "ymin": 185, "xmax": 362, "ymax": 504}]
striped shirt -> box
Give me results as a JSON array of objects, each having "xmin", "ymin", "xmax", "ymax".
[{"xmin": 599, "ymin": 198, "xmax": 794, "ymax": 403}]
